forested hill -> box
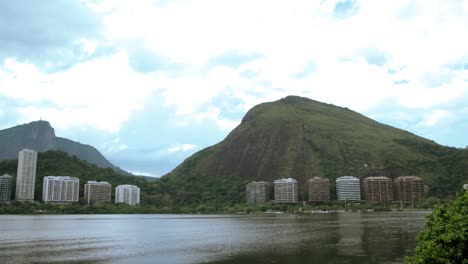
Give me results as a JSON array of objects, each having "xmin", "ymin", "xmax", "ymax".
[
  {"xmin": 161, "ymin": 96, "xmax": 468, "ymax": 202},
  {"xmin": 0, "ymin": 120, "xmax": 128, "ymax": 175}
]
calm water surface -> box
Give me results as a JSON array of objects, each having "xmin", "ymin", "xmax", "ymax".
[{"xmin": 0, "ymin": 212, "xmax": 429, "ymax": 264}]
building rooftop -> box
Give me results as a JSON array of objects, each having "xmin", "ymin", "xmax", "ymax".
[
  {"xmin": 117, "ymin": 184, "xmax": 139, "ymax": 188},
  {"xmin": 363, "ymin": 176, "xmax": 391, "ymax": 181},
  {"xmin": 336, "ymin": 176, "xmax": 359, "ymax": 181},
  {"xmin": 395, "ymin": 176, "xmax": 423, "ymax": 181},
  {"xmin": 309, "ymin": 176, "xmax": 329, "ymax": 181},
  {"xmin": 44, "ymin": 176, "xmax": 79, "ymax": 180},
  {"xmin": 274, "ymin": 178, "xmax": 297, "ymax": 183}
]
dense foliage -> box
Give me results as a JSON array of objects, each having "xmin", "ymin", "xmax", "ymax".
[{"xmin": 405, "ymin": 192, "xmax": 468, "ymax": 264}]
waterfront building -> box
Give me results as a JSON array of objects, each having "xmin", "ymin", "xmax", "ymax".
[
  {"xmin": 0, "ymin": 174, "xmax": 13, "ymax": 202},
  {"xmin": 42, "ymin": 176, "xmax": 80, "ymax": 204},
  {"xmin": 308, "ymin": 177, "xmax": 330, "ymax": 202},
  {"xmin": 246, "ymin": 181, "xmax": 270, "ymax": 203},
  {"xmin": 115, "ymin": 185, "xmax": 140, "ymax": 206},
  {"xmin": 274, "ymin": 178, "xmax": 298, "ymax": 203},
  {"xmin": 336, "ymin": 176, "xmax": 361, "ymax": 201},
  {"xmin": 395, "ymin": 176, "xmax": 424, "ymax": 203},
  {"xmin": 362, "ymin": 176, "xmax": 393, "ymax": 203},
  {"xmin": 15, "ymin": 149, "xmax": 37, "ymax": 202},
  {"xmin": 84, "ymin": 181, "xmax": 112, "ymax": 205}
]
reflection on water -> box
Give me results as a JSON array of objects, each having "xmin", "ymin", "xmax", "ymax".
[
  {"xmin": 0, "ymin": 212, "xmax": 429, "ymax": 264},
  {"xmin": 337, "ymin": 212, "xmax": 365, "ymax": 257}
]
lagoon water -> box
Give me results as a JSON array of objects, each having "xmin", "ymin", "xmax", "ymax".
[{"xmin": 0, "ymin": 212, "xmax": 429, "ymax": 264}]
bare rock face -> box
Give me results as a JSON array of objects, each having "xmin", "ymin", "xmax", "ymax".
[
  {"xmin": 0, "ymin": 120, "xmax": 128, "ymax": 175},
  {"xmin": 0, "ymin": 121, "xmax": 56, "ymax": 159}
]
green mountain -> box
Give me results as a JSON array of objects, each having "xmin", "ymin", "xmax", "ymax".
[
  {"xmin": 162, "ymin": 96, "xmax": 467, "ymax": 202},
  {"xmin": 0, "ymin": 120, "xmax": 128, "ymax": 175},
  {"xmin": 0, "ymin": 150, "xmax": 149, "ymax": 202}
]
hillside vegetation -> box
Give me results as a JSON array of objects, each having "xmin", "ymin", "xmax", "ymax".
[{"xmin": 162, "ymin": 96, "xmax": 468, "ymax": 202}]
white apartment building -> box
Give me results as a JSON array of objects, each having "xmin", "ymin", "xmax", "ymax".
[
  {"xmin": 274, "ymin": 178, "xmax": 298, "ymax": 203},
  {"xmin": 336, "ymin": 176, "xmax": 361, "ymax": 201},
  {"xmin": 15, "ymin": 149, "xmax": 37, "ymax": 202},
  {"xmin": 42, "ymin": 176, "xmax": 80, "ymax": 204},
  {"xmin": 84, "ymin": 181, "xmax": 112, "ymax": 205},
  {"xmin": 115, "ymin": 185, "xmax": 140, "ymax": 206}
]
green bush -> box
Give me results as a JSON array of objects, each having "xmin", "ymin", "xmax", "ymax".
[{"xmin": 405, "ymin": 192, "xmax": 468, "ymax": 264}]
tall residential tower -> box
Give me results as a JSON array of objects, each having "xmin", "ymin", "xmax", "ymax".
[
  {"xmin": 308, "ymin": 177, "xmax": 330, "ymax": 202},
  {"xmin": 115, "ymin": 185, "xmax": 140, "ymax": 206},
  {"xmin": 246, "ymin": 181, "xmax": 270, "ymax": 203},
  {"xmin": 84, "ymin": 181, "xmax": 112, "ymax": 205},
  {"xmin": 274, "ymin": 178, "xmax": 298, "ymax": 203},
  {"xmin": 0, "ymin": 174, "xmax": 13, "ymax": 203},
  {"xmin": 42, "ymin": 176, "xmax": 80, "ymax": 204},
  {"xmin": 336, "ymin": 176, "xmax": 361, "ymax": 202},
  {"xmin": 362, "ymin": 176, "xmax": 393, "ymax": 203},
  {"xmin": 15, "ymin": 149, "xmax": 37, "ymax": 202}
]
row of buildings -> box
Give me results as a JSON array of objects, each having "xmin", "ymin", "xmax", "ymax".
[
  {"xmin": 247, "ymin": 175, "xmax": 425, "ymax": 204},
  {"xmin": 0, "ymin": 149, "xmax": 140, "ymax": 206}
]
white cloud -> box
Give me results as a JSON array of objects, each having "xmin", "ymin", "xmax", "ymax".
[
  {"xmin": 418, "ymin": 109, "xmax": 450, "ymax": 127},
  {"xmin": 0, "ymin": 53, "xmax": 155, "ymax": 132},
  {"xmin": 119, "ymin": 144, "xmax": 128, "ymax": 150},
  {"xmin": 96, "ymin": 0, "xmax": 468, "ymax": 116},
  {"xmin": 168, "ymin": 144, "xmax": 197, "ymax": 153},
  {"xmin": 128, "ymin": 170, "xmax": 160, "ymax": 177},
  {"xmin": 1, "ymin": 0, "xmax": 467, "ymax": 139},
  {"xmin": 196, "ymin": 107, "xmax": 240, "ymax": 131}
]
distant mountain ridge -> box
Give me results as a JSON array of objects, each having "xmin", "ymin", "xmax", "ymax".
[{"xmin": 0, "ymin": 120, "xmax": 128, "ymax": 175}]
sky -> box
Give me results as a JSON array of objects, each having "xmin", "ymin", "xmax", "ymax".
[{"xmin": 0, "ymin": 0, "xmax": 467, "ymax": 177}]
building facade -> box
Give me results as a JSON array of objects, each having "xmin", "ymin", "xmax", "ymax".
[
  {"xmin": 0, "ymin": 174, "xmax": 13, "ymax": 203},
  {"xmin": 15, "ymin": 149, "xmax": 38, "ymax": 202},
  {"xmin": 336, "ymin": 176, "xmax": 361, "ymax": 201},
  {"xmin": 395, "ymin": 176, "xmax": 425, "ymax": 203},
  {"xmin": 274, "ymin": 178, "xmax": 298, "ymax": 203},
  {"xmin": 308, "ymin": 177, "xmax": 330, "ymax": 202},
  {"xmin": 362, "ymin": 176, "xmax": 393, "ymax": 203},
  {"xmin": 84, "ymin": 181, "xmax": 112, "ymax": 205},
  {"xmin": 42, "ymin": 176, "xmax": 80, "ymax": 204},
  {"xmin": 115, "ymin": 185, "xmax": 140, "ymax": 206},
  {"xmin": 246, "ymin": 181, "xmax": 270, "ymax": 203}
]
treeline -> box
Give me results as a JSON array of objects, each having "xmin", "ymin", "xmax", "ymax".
[
  {"xmin": 405, "ymin": 191, "xmax": 468, "ymax": 263},
  {"xmin": 0, "ymin": 197, "xmax": 445, "ymax": 215},
  {"xmin": 1, "ymin": 149, "xmax": 466, "ymax": 208}
]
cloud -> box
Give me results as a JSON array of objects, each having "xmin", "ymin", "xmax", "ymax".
[
  {"xmin": 1, "ymin": 53, "xmax": 155, "ymax": 132},
  {"xmin": 418, "ymin": 110, "xmax": 450, "ymax": 127},
  {"xmin": 168, "ymin": 144, "xmax": 196, "ymax": 153},
  {"xmin": 0, "ymin": 0, "xmax": 106, "ymax": 72},
  {"xmin": 1, "ymin": 0, "xmax": 468, "ymax": 176},
  {"xmin": 196, "ymin": 107, "xmax": 240, "ymax": 131}
]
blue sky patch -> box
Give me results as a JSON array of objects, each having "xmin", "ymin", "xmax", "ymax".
[
  {"xmin": 207, "ymin": 51, "xmax": 263, "ymax": 68},
  {"xmin": 333, "ymin": 0, "xmax": 359, "ymax": 19}
]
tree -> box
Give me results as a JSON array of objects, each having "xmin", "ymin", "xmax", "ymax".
[{"xmin": 405, "ymin": 191, "xmax": 468, "ymax": 264}]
